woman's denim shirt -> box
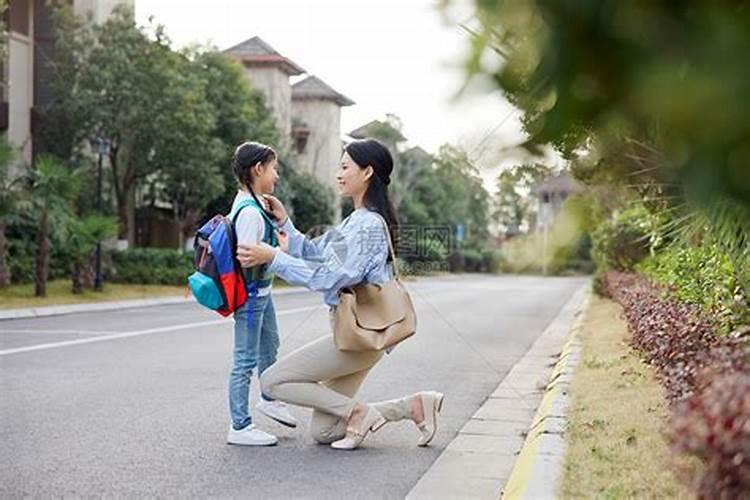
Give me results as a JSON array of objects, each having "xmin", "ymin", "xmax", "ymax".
[{"xmin": 268, "ymin": 208, "xmax": 394, "ymax": 306}]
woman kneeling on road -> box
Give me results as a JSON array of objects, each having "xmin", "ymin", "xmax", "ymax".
[{"xmin": 238, "ymin": 138, "xmax": 444, "ymax": 450}]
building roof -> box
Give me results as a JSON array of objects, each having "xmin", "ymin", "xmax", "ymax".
[
  {"xmin": 531, "ymin": 172, "xmax": 584, "ymax": 195},
  {"xmin": 224, "ymin": 36, "xmax": 305, "ymax": 76},
  {"xmin": 348, "ymin": 120, "xmax": 406, "ymax": 142},
  {"xmin": 404, "ymin": 146, "xmax": 432, "ymax": 160},
  {"xmin": 292, "ymin": 76, "xmax": 355, "ymax": 106}
]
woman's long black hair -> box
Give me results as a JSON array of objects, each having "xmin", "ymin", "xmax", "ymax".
[
  {"xmin": 344, "ymin": 138, "xmax": 399, "ymax": 261},
  {"xmin": 232, "ymin": 141, "xmax": 276, "ymax": 220}
]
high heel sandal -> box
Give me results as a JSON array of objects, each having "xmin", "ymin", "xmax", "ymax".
[
  {"xmin": 330, "ymin": 405, "xmax": 386, "ymax": 450},
  {"xmin": 415, "ymin": 391, "xmax": 445, "ymax": 447}
]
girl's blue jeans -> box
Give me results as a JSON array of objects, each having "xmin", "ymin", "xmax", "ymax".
[{"xmin": 228, "ymin": 293, "xmax": 279, "ymax": 430}]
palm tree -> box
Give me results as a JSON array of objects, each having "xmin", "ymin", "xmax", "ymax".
[
  {"xmin": 65, "ymin": 215, "xmax": 117, "ymax": 294},
  {"xmin": 28, "ymin": 155, "xmax": 80, "ymax": 297},
  {"xmin": 0, "ymin": 136, "xmax": 21, "ymax": 287}
]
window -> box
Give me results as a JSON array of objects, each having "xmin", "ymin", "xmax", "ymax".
[{"xmin": 9, "ymin": 0, "xmax": 30, "ymax": 36}]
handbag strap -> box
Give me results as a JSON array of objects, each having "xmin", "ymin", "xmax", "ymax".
[{"xmin": 370, "ymin": 211, "xmax": 400, "ymax": 280}]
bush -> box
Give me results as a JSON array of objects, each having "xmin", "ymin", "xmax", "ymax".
[
  {"xmin": 110, "ymin": 248, "xmax": 194, "ymax": 285},
  {"xmin": 481, "ymin": 247, "xmax": 503, "ymax": 273},
  {"xmin": 6, "ymin": 209, "xmax": 74, "ymax": 284},
  {"xmin": 591, "ymin": 205, "xmax": 657, "ymax": 272},
  {"xmin": 671, "ymin": 373, "xmax": 750, "ymax": 498},
  {"xmin": 638, "ymin": 243, "xmax": 748, "ymax": 335},
  {"xmin": 603, "ymin": 270, "xmax": 750, "ymax": 498}
]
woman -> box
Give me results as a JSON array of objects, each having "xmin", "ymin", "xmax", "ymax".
[
  {"xmin": 238, "ymin": 138, "xmax": 444, "ymax": 450},
  {"xmin": 226, "ymin": 142, "xmax": 298, "ymax": 447}
]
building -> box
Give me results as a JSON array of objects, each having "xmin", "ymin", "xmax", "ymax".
[
  {"xmin": 224, "ymin": 36, "xmax": 355, "ymax": 220},
  {"xmin": 531, "ymin": 172, "xmax": 584, "ymax": 230},
  {"xmin": 291, "ymin": 75, "xmax": 354, "ymax": 189},
  {"xmin": 224, "ymin": 36, "xmax": 305, "ymax": 142},
  {"xmin": 3, "ymin": 0, "xmax": 133, "ymax": 171}
]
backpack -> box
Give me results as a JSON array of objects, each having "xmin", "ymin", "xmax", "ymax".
[{"xmin": 187, "ymin": 198, "xmax": 278, "ymax": 316}]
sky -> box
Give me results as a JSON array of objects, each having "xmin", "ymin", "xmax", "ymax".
[{"xmin": 134, "ymin": 0, "xmax": 554, "ymax": 190}]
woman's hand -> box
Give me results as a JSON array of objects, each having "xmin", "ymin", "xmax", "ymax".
[
  {"xmin": 277, "ymin": 230, "xmax": 289, "ymax": 253},
  {"xmin": 262, "ymin": 194, "xmax": 289, "ymax": 225},
  {"xmin": 237, "ymin": 243, "xmax": 278, "ymax": 268}
]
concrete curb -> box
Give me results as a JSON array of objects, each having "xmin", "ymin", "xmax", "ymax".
[
  {"xmin": 0, "ymin": 286, "xmax": 308, "ymax": 321},
  {"xmin": 406, "ymin": 282, "xmax": 590, "ymax": 500},
  {"xmin": 501, "ymin": 294, "xmax": 588, "ymax": 499}
]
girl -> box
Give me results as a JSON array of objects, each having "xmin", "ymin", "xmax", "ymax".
[
  {"xmin": 238, "ymin": 138, "xmax": 444, "ymax": 450},
  {"xmin": 225, "ymin": 142, "xmax": 298, "ymax": 447}
]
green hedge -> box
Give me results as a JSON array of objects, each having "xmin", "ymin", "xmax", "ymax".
[
  {"xmin": 591, "ymin": 205, "xmax": 658, "ymax": 272},
  {"xmin": 638, "ymin": 243, "xmax": 748, "ymax": 335},
  {"xmin": 109, "ymin": 248, "xmax": 194, "ymax": 286}
]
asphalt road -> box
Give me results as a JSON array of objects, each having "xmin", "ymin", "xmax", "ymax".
[{"xmin": 1, "ymin": 274, "xmax": 588, "ymax": 499}]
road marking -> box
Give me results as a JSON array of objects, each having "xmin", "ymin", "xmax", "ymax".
[
  {"xmin": 0, "ymin": 329, "xmax": 119, "ymax": 335},
  {"xmin": 0, "ymin": 305, "xmax": 325, "ymax": 356}
]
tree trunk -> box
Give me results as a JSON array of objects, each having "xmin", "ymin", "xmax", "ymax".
[
  {"xmin": 115, "ymin": 183, "xmax": 136, "ymax": 246},
  {"xmin": 71, "ymin": 259, "xmax": 84, "ymax": 294},
  {"xmin": 126, "ymin": 185, "xmax": 136, "ymax": 246},
  {"xmin": 34, "ymin": 211, "xmax": 49, "ymax": 298},
  {"xmin": 0, "ymin": 218, "xmax": 10, "ymax": 287},
  {"xmin": 81, "ymin": 251, "xmax": 95, "ymax": 289}
]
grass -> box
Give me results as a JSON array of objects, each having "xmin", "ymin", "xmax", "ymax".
[
  {"xmin": 0, "ymin": 280, "xmax": 187, "ymax": 310},
  {"xmin": 560, "ymin": 295, "xmax": 697, "ymax": 499}
]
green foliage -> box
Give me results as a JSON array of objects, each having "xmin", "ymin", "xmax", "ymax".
[
  {"xmin": 28, "ymin": 155, "xmax": 80, "ymax": 214},
  {"xmin": 64, "ymin": 215, "xmax": 118, "ymax": 260},
  {"xmin": 196, "ymin": 50, "xmax": 281, "ymax": 219},
  {"xmin": 591, "ymin": 205, "xmax": 660, "ymax": 272},
  {"xmin": 284, "ymin": 171, "xmax": 335, "ymax": 234},
  {"xmin": 498, "ymin": 193, "xmax": 594, "ymax": 275},
  {"xmin": 493, "ymin": 163, "xmax": 553, "ymax": 232},
  {"xmin": 399, "ymin": 144, "xmax": 491, "ymax": 254},
  {"xmin": 456, "ymin": 0, "xmax": 750, "ymax": 291},
  {"xmin": 44, "ymin": 6, "xmax": 276, "ymax": 244},
  {"xmin": 110, "ymin": 248, "xmax": 194, "ymax": 285},
  {"xmin": 639, "ymin": 243, "xmax": 749, "ymax": 335}
]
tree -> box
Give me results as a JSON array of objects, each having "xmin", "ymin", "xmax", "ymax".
[
  {"xmin": 46, "ymin": 5, "xmax": 216, "ymax": 246},
  {"xmin": 0, "ymin": 136, "xmax": 21, "ymax": 287},
  {"xmin": 195, "ymin": 50, "xmax": 280, "ymax": 219},
  {"xmin": 398, "ymin": 144, "xmax": 491, "ymax": 258},
  {"xmin": 28, "ymin": 156, "xmax": 80, "ymax": 297},
  {"xmin": 64, "ymin": 215, "xmax": 118, "ymax": 293},
  {"xmin": 493, "ymin": 170, "xmax": 524, "ymax": 234},
  {"xmin": 144, "ymin": 49, "xmax": 224, "ymax": 250},
  {"xmin": 454, "ymin": 0, "xmax": 749, "ymax": 288},
  {"xmin": 285, "ymin": 170, "xmax": 335, "ymax": 234}
]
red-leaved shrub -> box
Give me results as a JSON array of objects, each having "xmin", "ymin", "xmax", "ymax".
[
  {"xmin": 602, "ymin": 271, "xmax": 750, "ymax": 498},
  {"xmin": 671, "ymin": 373, "xmax": 750, "ymax": 498}
]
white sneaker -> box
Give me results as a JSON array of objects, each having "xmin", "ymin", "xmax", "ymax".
[
  {"xmin": 226, "ymin": 424, "xmax": 278, "ymax": 446},
  {"xmin": 256, "ymin": 399, "xmax": 299, "ymax": 428}
]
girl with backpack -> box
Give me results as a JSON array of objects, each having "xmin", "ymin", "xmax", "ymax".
[
  {"xmin": 225, "ymin": 141, "xmax": 298, "ymax": 446},
  {"xmin": 237, "ymin": 138, "xmax": 444, "ymax": 450}
]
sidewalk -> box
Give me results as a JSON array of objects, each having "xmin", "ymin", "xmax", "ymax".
[
  {"xmin": 0, "ymin": 286, "xmax": 308, "ymax": 321},
  {"xmin": 407, "ymin": 282, "xmax": 590, "ymax": 499}
]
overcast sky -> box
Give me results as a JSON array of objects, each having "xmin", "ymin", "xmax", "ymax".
[{"xmin": 134, "ymin": 0, "xmax": 553, "ymax": 189}]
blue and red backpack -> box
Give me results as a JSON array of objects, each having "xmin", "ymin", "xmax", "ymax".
[{"xmin": 187, "ymin": 198, "xmax": 278, "ymax": 316}]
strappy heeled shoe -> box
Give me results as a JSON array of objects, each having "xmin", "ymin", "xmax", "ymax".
[
  {"xmin": 415, "ymin": 391, "xmax": 445, "ymax": 447},
  {"xmin": 330, "ymin": 405, "xmax": 387, "ymax": 450}
]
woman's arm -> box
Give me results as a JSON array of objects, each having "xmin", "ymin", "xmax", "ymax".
[
  {"xmin": 268, "ymin": 215, "xmax": 387, "ymax": 293},
  {"xmin": 264, "ymin": 194, "xmax": 329, "ymax": 259},
  {"xmin": 279, "ymin": 217, "xmax": 331, "ymax": 260}
]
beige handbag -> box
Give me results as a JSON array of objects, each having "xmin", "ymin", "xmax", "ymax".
[{"xmin": 332, "ymin": 215, "xmax": 417, "ymax": 352}]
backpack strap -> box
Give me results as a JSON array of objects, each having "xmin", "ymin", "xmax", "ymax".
[
  {"xmin": 231, "ymin": 197, "xmax": 277, "ymax": 289},
  {"xmin": 231, "ymin": 198, "xmax": 278, "ymax": 246}
]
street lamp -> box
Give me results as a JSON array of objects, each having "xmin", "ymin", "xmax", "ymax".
[{"xmin": 90, "ymin": 136, "xmax": 111, "ymax": 291}]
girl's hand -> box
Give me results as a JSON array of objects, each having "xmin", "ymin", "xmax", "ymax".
[
  {"xmin": 262, "ymin": 194, "xmax": 289, "ymax": 225},
  {"xmin": 237, "ymin": 243, "xmax": 278, "ymax": 267}
]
